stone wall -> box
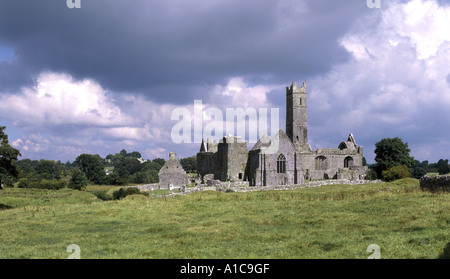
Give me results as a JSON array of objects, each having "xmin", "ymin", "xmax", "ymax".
[
  {"xmin": 215, "ymin": 179, "xmax": 381, "ymax": 193},
  {"xmin": 420, "ymin": 175, "xmax": 450, "ymax": 192},
  {"xmin": 129, "ymin": 183, "xmax": 159, "ymax": 191}
]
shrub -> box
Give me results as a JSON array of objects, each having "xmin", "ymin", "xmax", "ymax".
[
  {"xmin": 125, "ymin": 187, "xmax": 141, "ymax": 196},
  {"xmin": 365, "ymin": 169, "xmax": 378, "ymax": 180},
  {"xmin": 382, "ymin": 165, "xmax": 411, "ymax": 182},
  {"xmin": 18, "ymin": 178, "xmax": 67, "ymax": 190},
  {"xmin": 39, "ymin": 179, "xmax": 66, "ymax": 190},
  {"xmin": 18, "ymin": 178, "xmax": 33, "ymax": 188},
  {"xmin": 90, "ymin": 191, "xmax": 112, "ymax": 201},
  {"xmin": 112, "ymin": 187, "xmax": 147, "ymax": 200},
  {"xmin": 113, "ymin": 188, "xmax": 126, "ymax": 200},
  {"xmin": 55, "ymin": 180, "xmax": 67, "ymax": 189}
]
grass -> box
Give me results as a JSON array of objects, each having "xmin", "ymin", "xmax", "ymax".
[{"xmin": 0, "ymin": 178, "xmax": 448, "ymax": 259}]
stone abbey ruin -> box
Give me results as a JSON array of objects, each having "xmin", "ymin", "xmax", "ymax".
[{"xmin": 196, "ymin": 81, "xmax": 368, "ymax": 187}]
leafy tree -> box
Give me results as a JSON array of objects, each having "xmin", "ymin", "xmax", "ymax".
[
  {"xmin": 127, "ymin": 151, "xmax": 142, "ymax": 158},
  {"xmin": 36, "ymin": 159, "xmax": 58, "ymax": 179},
  {"xmin": 152, "ymin": 158, "xmax": 165, "ymax": 168},
  {"xmin": 131, "ymin": 171, "xmax": 148, "ymax": 184},
  {"xmin": 114, "ymin": 163, "xmax": 130, "ymax": 184},
  {"xmin": 374, "ymin": 137, "xmax": 414, "ymax": 176},
  {"xmin": 106, "ymin": 150, "xmax": 142, "ymax": 168},
  {"xmin": 411, "ymin": 167, "xmax": 427, "ymax": 179},
  {"xmin": 180, "ymin": 156, "xmax": 196, "ymax": 173},
  {"xmin": 142, "ymin": 161, "xmax": 163, "ymax": 172},
  {"xmin": 15, "ymin": 158, "xmax": 36, "ymax": 174},
  {"xmin": 131, "ymin": 169, "xmax": 159, "ymax": 184},
  {"xmin": 118, "ymin": 157, "xmax": 143, "ymax": 175},
  {"xmin": 410, "ymin": 160, "xmax": 429, "ymax": 179},
  {"xmin": 147, "ymin": 169, "xmax": 159, "ymax": 183},
  {"xmin": 417, "ymin": 160, "xmax": 429, "ymax": 169},
  {"xmin": 437, "ymin": 159, "xmax": 450, "ymax": 175},
  {"xmin": 75, "ymin": 154, "xmax": 106, "ymax": 184},
  {"xmin": 0, "ymin": 126, "xmax": 21, "ymax": 188},
  {"xmin": 69, "ymin": 170, "xmax": 88, "ymax": 190},
  {"xmin": 119, "ymin": 149, "xmax": 128, "ymax": 157}
]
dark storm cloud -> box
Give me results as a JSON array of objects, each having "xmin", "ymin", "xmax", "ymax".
[{"xmin": 0, "ymin": 0, "xmax": 370, "ymax": 104}]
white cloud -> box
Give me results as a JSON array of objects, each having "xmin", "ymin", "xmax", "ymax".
[
  {"xmin": 395, "ymin": 0, "xmax": 450, "ymax": 59},
  {"xmin": 0, "ymin": 72, "xmax": 134, "ymax": 129},
  {"xmin": 11, "ymin": 138, "xmax": 30, "ymax": 151},
  {"xmin": 214, "ymin": 77, "xmax": 279, "ymax": 109},
  {"xmin": 11, "ymin": 134, "xmax": 52, "ymax": 156},
  {"xmin": 0, "ymin": 72, "xmax": 176, "ymax": 160},
  {"xmin": 102, "ymin": 124, "xmax": 155, "ymax": 141},
  {"xmin": 308, "ymin": 0, "xmax": 450, "ymax": 162},
  {"xmin": 2, "ymin": 72, "xmax": 241, "ymax": 160},
  {"xmin": 143, "ymin": 147, "xmax": 168, "ymax": 159}
]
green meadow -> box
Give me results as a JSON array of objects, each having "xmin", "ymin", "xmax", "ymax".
[{"xmin": 0, "ymin": 178, "xmax": 448, "ymax": 259}]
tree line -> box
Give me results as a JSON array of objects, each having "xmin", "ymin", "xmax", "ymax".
[
  {"xmin": 1, "ymin": 126, "xmax": 450, "ymax": 189},
  {"xmin": 13, "ymin": 150, "xmax": 169, "ymax": 189},
  {"xmin": 0, "ymin": 128, "xmax": 196, "ymax": 190}
]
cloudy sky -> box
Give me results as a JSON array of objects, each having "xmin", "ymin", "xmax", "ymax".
[{"xmin": 0, "ymin": 0, "xmax": 449, "ymax": 164}]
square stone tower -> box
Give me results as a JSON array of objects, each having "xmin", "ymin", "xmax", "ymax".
[{"xmin": 286, "ymin": 81, "xmax": 310, "ymax": 152}]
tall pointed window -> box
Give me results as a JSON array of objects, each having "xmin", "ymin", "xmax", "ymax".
[
  {"xmin": 315, "ymin": 156, "xmax": 328, "ymax": 170},
  {"xmin": 344, "ymin": 156, "xmax": 354, "ymax": 168},
  {"xmin": 277, "ymin": 154, "xmax": 286, "ymax": 174}
]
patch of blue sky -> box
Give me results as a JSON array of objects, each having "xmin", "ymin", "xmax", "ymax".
[
  {"xmin": 0, "ymin": 45, "xmax": 15, "ymax": 62},
  {"xmin": 0, "ymin": 118, "xmax": 22, "ymax": 137}
]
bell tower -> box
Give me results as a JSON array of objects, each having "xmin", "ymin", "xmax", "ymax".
[{"xmin": 286, "ymin": 81, "xmax": 309, "ymax": 151}]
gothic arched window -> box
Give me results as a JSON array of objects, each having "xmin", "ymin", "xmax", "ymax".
[
  {"xmin": 277, "ymin": 154, "xmax": 286, "ymax": 174},
  {"xmin": 344, "ymin": 156, "xmax": 354, "ymax": 168},
  {"xmin": 315, "ymin": 156, "xmax": 328, "ymax": 170}
]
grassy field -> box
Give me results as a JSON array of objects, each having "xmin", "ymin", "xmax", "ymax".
[{"xmin": 0, "ymin": 178, "xmax": 448, "ymax": 259}]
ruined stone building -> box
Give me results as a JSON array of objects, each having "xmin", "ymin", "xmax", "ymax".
[
  {"xmin": 197, "ymin": 81, "xmax": 367, "ymax": 186},
  {"xmin": 158, "ymin": 152, "xmax": 189, "ymax": 188}
]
